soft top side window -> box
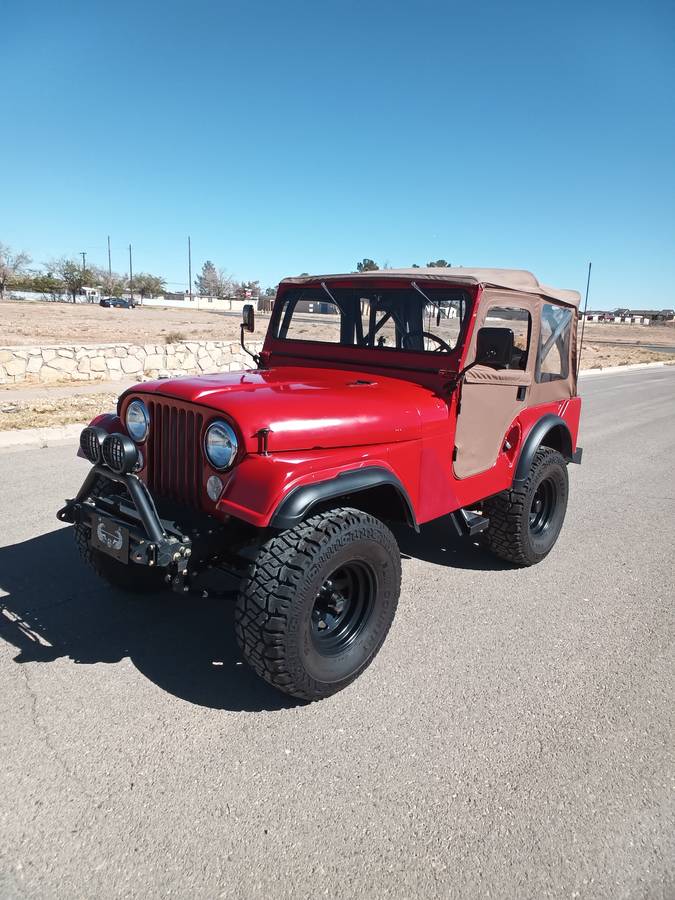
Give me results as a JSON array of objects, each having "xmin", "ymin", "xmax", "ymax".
[
  {"xmin": 483, "ymin": 306, "xmax": 532, "ymax": 370},
  {"xmin": 536, "ymin": 303, "xmax": 573, "ymax": 382}
]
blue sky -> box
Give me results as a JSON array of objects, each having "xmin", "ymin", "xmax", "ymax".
[{"xmin": 3, "ymin": 0, "xmax": 674, "ymax": 308}]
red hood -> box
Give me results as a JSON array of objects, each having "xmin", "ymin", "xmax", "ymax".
[{"xmin": 123, "ymin": 367, "xmax": 448, "ymax": 453}]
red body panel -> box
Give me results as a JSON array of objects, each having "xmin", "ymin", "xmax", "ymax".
[
  {"xmin": 117, "ymin": 381, "xmax": 580, "ymax": 528},
  {"xmin": 125, "ymin": 368, "xmax": 448, "ymax": 454}
]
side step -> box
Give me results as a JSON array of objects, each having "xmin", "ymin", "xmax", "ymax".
[{"xmin": 450, "ymin": 508, "xmax": 490, "ymax": 538}]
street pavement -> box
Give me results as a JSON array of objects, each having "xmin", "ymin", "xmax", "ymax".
[{"xmin": 0, "ymin": 367, "xmax": 673, "ymax": 899}]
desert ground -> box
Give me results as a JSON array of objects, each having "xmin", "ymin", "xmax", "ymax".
[{"xmin": 0, "ymin": 300, "xmax": 248, "ymax": 346}]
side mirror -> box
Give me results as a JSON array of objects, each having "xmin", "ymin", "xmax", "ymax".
[
  {"xmin": 475, "ymin": 327, "xmax": 514, "ymax": 369},
  {"xmin": 242, "ymin": 304, "xmax": 255, "ymax": 333}
]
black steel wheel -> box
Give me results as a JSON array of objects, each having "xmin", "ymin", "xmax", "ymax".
[
  {"xmin": 483, "ymin": 447, "xmax": 569, "ymax": 566},
  {"xmin": 528, "ymin": 476, "xmax": 559, "ymax": 536},
  {"xmin": 235, "ymin": 508, "xmax": 401, "ymax": 701},
  {"xmin": 310, "ymin": 561, "xmax": 376, "ymax": 655}
]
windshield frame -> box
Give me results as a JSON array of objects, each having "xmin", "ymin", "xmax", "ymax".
[{"xmin": 266, "ymin": 279, "xmax": 474, "ymax": 373}]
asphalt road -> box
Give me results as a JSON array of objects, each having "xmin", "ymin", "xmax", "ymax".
[{"xmin": 1, "ymin": 367, "xmax": 673, "ymax": 899}]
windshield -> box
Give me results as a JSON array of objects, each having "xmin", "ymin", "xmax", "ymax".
[{"xmin": 274, "ymin": 285, "xmax": 470, "ymax": 354}]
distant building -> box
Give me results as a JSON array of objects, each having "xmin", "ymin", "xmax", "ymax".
[{"xmin": 583, "ymin": 308, "xmax": 674, "ymax": 325}]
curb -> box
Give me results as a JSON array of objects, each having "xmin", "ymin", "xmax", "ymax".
[
  {"xmin": 0, "ymin": 423, "xmax": 84, "ymax": 450},
  {"xmin": 578, "ymin": 361, "xmax": 670, "ymax": 377}
]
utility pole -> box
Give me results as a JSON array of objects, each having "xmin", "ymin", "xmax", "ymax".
[
  {"xmin": 188, "ymin": 235, "xmax": 193, "ymax": 303},
  {"xmin": 80, "ymin": 251, "xmax": 87, "ymax": 272},
  {"xmin": 107, "ymin": 236, "xmax": 112, "ymax": 276},
  {"xmin": 128, "ymin": 243, "xmax": 134, "ymax": 305}
]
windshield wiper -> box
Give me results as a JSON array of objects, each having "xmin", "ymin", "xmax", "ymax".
[
  {"xmin": 411, "ymin": 280, "xmax": 444, "ymax": 325},
  {"xmin": 320, "ymin": 281, "xmax": 338, "ymax": 305}
]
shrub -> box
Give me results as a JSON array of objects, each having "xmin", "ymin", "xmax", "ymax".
[{"xmin": 164, "ymin": 331, "xmax": 186, "ymax": 344}]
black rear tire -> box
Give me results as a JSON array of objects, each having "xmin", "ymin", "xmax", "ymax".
[
  {"xmin": 482, "ymin": 447, "xmax": 569, "ymax": 567},
  {"xmin": 234, "ymin": 508, "xmax": 401, "ymax": 701}
]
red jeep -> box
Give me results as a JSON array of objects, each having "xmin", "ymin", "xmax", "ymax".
[{"xmin": 58, "ymin": 268, "xmax": 582, "ymax": 701}]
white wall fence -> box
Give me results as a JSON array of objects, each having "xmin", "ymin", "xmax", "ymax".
[
  {"xmin": 0, "ymin": 339, "xmax": 264, "ymax": 385},
  {"xmin": 7, "ymin": 290, "xmax": 255, "ymax": 313}
]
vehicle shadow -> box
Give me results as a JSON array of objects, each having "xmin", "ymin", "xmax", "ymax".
[
  {"xmin": 392, "ymin": 515, "xmax": 514, "ymax": 571},
  {"xmin": 0, "ymin": 527, "xmax": 298, "ymax": 712},
  {"xmin": 0, "ymin": 520, "xmax": 510, "ymax": 712}
]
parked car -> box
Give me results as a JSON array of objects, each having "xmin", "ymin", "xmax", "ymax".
[
  {"xmin": 100, "ymin": 297, "xmax": 135, "ymax": 308},
  {"xmin": 59, "ymin": 267, "xmax": 582, "ymax": 702}
]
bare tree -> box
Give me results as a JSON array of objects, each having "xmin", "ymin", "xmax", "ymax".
[
  {"xmin": 195, "ymin": 260, "xmax": 235, "ymax": 299},
  {"xmin": 91, "ymin": 266, "xmax": 128, "ymax": 298},
  {"xmin": 0, "ymin": 242, "xmax": 32, "ymax": 298},
  {"xmin": 133, "ymin": 273, "xmax": 166, "ymax": 301},
  {"xmin": 49, "ymin": 257, "xmax": 93, "ymax": 302}
]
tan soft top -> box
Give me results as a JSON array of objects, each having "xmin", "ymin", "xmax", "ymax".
[{"xmin": 280, "ymin": 267, "xmax": 580, "ymax": 308}]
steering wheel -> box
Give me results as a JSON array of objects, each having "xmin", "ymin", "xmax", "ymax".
[{"xmin": 401, "ymin": 331, "xmax": 453, "ymax": 353}]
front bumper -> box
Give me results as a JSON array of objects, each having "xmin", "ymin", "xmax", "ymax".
[{"xmin": 57, "ymin": 463, "xmax": 194, "ymax": 591}]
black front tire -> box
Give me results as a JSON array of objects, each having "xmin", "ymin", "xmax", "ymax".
[
  {"xmin": 482, "ymin": 447, "xmax": 569, "ymax": 567},
  {"xmin": 234, "ymin": 508, "xmax": 401, "ymax": 701}
]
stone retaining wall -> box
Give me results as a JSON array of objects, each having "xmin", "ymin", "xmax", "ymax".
[{"xmin": 0, "ymin": 340, "xmax": 264, "ymax": 385}]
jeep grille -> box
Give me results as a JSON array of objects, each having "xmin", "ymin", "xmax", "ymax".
[{"xmin": 146, "ymin": 399, "xmax": 204, "ymax": 506}]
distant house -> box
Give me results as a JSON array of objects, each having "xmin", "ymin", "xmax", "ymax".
[
  {"xmin": 583, "ymin": 308, "xmax": 674, "ymax": 325},
  {"xmin": 627, "ymin": 309, "xmax": 674, "ymax": 323}
]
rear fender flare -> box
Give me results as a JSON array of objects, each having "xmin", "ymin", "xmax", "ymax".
[
  {"xmin": 513, "ymin": 414, "xmax": 572, "ymax": 486},
  {"xmin": 270, "ymin": 466, "xmax": 418, "ymax": 531}
]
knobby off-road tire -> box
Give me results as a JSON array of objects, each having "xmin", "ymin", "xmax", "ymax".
[
  {"xmin": 73, "ymin": 477, "xmax": 165, "ymax": 594},
  {"xmin": 482, "ymin": 447, "xmax": 569, "ymax": 567},
  {"xmin": 234, "ymin": 508, "xmax": 401, "ymax": 701}
]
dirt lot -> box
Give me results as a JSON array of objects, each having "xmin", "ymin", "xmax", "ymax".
[{"xmin": 0, "ymin": 300, "xmax": 246, "ymax": 345}]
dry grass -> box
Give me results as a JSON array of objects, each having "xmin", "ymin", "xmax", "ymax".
[
  {"xmin": 163, "ymin": 330, "xmax": 187, "ymax": 344},
  {"xmin": 578, "ymin": 344, "xmax": 672, "ymax": 369},
  {"xmin": 581, "ymin": 321, "xmax": 675, "ymax": 345},
  {"xmin": 0, "ymin": 393, "xmax": 118, "ymax": 432}
]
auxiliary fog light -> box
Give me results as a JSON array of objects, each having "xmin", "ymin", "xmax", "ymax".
[{"xmin": 206, "ymin": 475, "xmax": 224, "ymax": 502}]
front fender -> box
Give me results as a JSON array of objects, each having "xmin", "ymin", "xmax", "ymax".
[
  {"xmin": 270, "ymin": 466, "xmax": 417, "ymax": 530},
  {"xmin": 216, "ymin": 442, "xmax": 421, "ymax": 529}
]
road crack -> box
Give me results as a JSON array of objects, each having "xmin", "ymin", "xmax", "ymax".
[{"xmin": 19, "ymin": 664, "xmax": 91, "ymax": 796}]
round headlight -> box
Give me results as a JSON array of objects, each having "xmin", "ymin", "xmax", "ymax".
[
  {"xmin": 126, "ymin": 399, "xmax": 150, "ymax": 442},
  {"xmin": 204, "ymin": 420, "xmax": 238, "ymax": 470}
]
